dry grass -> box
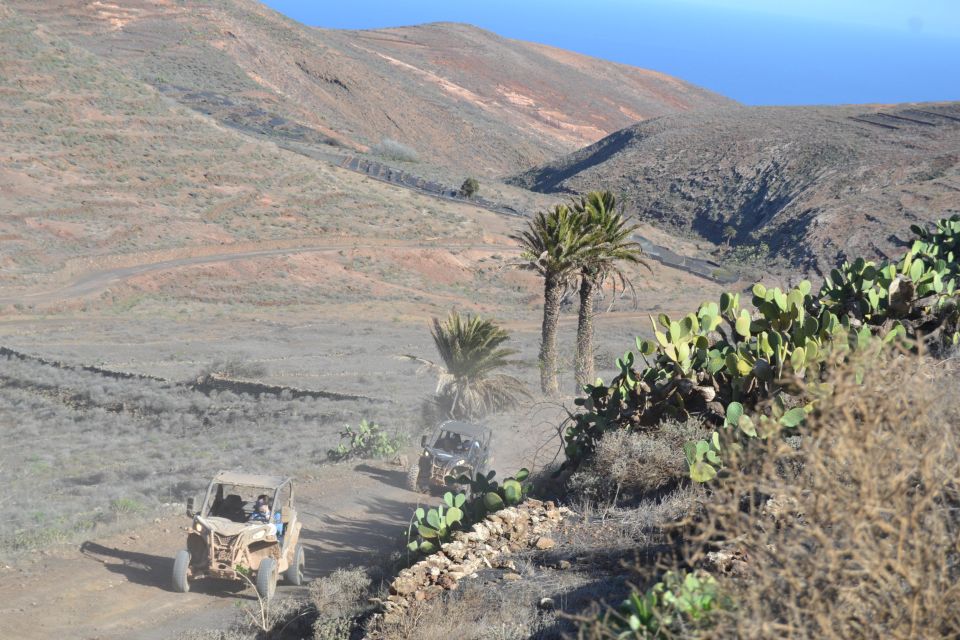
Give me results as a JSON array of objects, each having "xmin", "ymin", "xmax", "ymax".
[
  {"xmin": 176, "ymin": 629, "xmax": 257, "ymax": 640},
  {"xmin": 368, "ymin": 581, "xmax": 562, "ymax": 640},
  {"xmin": 372, "ymin": 138, "xmax": 420, "ymax": 163},
  {"xmin": 680, "ymin": 352, "xmax": 960, "ymax": 638},
  {"xmin": 0, "ymin": 353, "xmax": 412, "ymax": 555},
  {"xmin": 176, "ymin": 597, "xmax": 305, "ymax": 640}
]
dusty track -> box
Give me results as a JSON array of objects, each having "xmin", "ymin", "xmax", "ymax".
[
  {"xmin": 1, "ymin": 461, "xmax": 426, "ymax": 640},
  {"xmin": 0, "ymin": 241, "xmax": 513, "ymax": 307}
]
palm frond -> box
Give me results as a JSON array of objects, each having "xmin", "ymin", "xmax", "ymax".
[
  {"xmin": 406, "ymin": 311, "xmax": 530, "ymax": 420},
  {"xmin": 399, "ymin": 353, "xmax": 444, "ymax": 376},
  {"xmin": 572, "ymin": 190, "xmax": 650, "ymax": 309},
  {"xmin": 508, "ymin": 204, "xmax": 597, "ymax": 284}
]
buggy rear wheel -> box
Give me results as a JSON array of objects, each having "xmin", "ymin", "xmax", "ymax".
[
  {"xmin": 285, "ymin": 544, "xmax": 305, "ymax": 586},
  {"xmin": 172, "ymin": 549, "xmax": 190, "ymax": 593},
  {"xmin": 405, "ymin": 464, "xmax": 423, "ymax": 492},
  {"xmin": 256, "ymin": 557, "xmax": 277, "ymax": 600}
]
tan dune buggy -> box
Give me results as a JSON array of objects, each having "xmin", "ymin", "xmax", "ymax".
[{"xmin": 172, "ymin": 471, "xmax": 304, "ymax": 599}]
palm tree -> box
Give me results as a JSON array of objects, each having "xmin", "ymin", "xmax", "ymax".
[
  {"xmin": 511, "ymin": 204, "xmax": 596, "ymax": 395},
  {"xmin": 722, "ymin": 224, "xmax": 737, "ymax": 248},
  {"xmin": 570, "ymin": 192, "xmax": 646, "ymax": 389},
  {"xmin": 405, "ymin": 311, "xmax": 528, "ymax": 420}
]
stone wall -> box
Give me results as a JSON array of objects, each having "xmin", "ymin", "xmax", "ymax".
[{"xmin": 378, "ymin": 498, "xmax": 571, "ymax": 624}]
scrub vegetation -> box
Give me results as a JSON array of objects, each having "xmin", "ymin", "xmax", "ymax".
[{"xmin": 0, "ymin": 353, "xmax": 407, "ymax": 554}]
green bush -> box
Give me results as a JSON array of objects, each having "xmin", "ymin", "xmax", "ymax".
[
  {"xmin": 110, "ymin": 497, "xmax": 144, "ymax": 522},
  {"xmin": 459, "ymin": 177, "xmax": 479, "ymax": 198},
  {"xmin": 326, "ymin": 419, "xmax": 405, "ymax": 462},
  {"xmin": 585, "ymin": 570, "xmax": 726, "ymax": 639}
]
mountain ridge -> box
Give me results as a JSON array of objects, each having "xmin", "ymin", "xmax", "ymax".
[
  {"xmin": 510, "ymin": 102, "xmax": 960, "ymax": 272},
  {"xmin": 4, "ymin": 0, "xmax": 735, "ymax": 177}
]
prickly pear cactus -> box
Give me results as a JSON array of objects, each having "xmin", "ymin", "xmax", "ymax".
[
  {"xmin": 407, "ymin": 468, "xmax": 532, "ymax": 558},
  {"xmin": 564, "ymin": 216, "xmax": 960, "ymax": 483}
]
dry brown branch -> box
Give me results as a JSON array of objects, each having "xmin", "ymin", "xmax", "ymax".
[{"xmin": 679, "ymin": 351, "xmax": 960, "ymax": 639}]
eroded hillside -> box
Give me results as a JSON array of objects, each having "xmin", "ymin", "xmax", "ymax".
[
  {"xmin": 511, "ymin": 103, "xmax": 960, "ymax": 272},
  {"xmin": 0, "ymin": 4, "xmax": 519, "ymax": 304},
  {"xmin": 5, "ymin": 0, "xmax": 734, "ymax": 177}
]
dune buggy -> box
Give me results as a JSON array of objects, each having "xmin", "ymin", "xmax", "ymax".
[
  {"xmin": 172, "ymin": 471, "xmax": 304, "ymax": 599},
  {"xmin": 407, "ymin": 420, "xmax": 492, "ymax": 493}
]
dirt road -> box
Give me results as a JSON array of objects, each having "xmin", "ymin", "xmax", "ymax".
[
  {"xmin": 1, "ymin": 461, "xmax": 427, "ymax": 640},
  {"xmin": 0, "ymin": 240, "xmax": 517, "ymax": 307}
]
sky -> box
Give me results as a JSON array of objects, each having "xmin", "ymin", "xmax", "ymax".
[{"xmin": 262, "ymin": 0, "xmax": 960, "ymax": 106}]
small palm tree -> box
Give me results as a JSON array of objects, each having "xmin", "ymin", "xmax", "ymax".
[
  {"xmin": 511, "ymin": 204, "xmax": 596, "ymax": 395},
  {"xmin": 722, "ymin": 224, "xmax": 737, "ymax": 248},
  {"xmin": 406, "ymin": 311, "xmax": 528, "ymax": 420},
  {"xmin": 570, "ymin": 192, "xmax": 646, "ymax": 389}
]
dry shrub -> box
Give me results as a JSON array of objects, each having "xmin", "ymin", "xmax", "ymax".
[
  {"xmin": 569, "ymin": 419, "xmax": 707, "ymax": 505},
  {"xmin": 176, "ymin": 598, "xmax": 302, "ymax": 640},
  {"xmin": 372, "ymin": 138, "xmax": 419, "ymax": 162},
  {"xmin": 196, "ymin": 358, "xmax": 269, "ymax": 381},
  {"xmin": 310, "ymin": 568, "xmax": 371, "ymax": 639},
  {"xmin": 368, "ymin": 586, "xmax": 559, "ymax": 640},
  {"xmin": 176, "ymin": 630, "xmax": 257, "ymax": 640},
  {"xmin": 687, "ymin": 352, "xmax": 960, "ymax": 639},
  {"xmin": 310, "ymin": 567, "xmax": 370, "ymax": 615}
]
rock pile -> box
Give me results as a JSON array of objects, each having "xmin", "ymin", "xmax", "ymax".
[{"xmin": 380, "ymin": 498, "xmax": 571, "ymax": 622}]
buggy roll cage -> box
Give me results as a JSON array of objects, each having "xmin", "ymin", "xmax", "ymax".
[{"xmin": 198, "ymin": 471, "xmax": 294, "ymax": 522}]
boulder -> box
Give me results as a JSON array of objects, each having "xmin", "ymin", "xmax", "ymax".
[{"xmin": 534, "ymin": 536, "xmax": 556, "ymax": 550}]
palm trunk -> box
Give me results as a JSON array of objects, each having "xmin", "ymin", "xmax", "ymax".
[
  {"xmin": 539, "ymin": 275, "xmax": 562, "ymax": 396},
  {"xmin": 574, "ymin": 276, "xmax": 596, "ymax": 391}
]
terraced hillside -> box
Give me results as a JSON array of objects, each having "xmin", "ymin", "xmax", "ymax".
[
  {"xmin": 511, "ymin": 103, "xmax": 960, "ymax": 272},
  {"xmin": 5, "ymin": 0, "xmax": 734, "ymax": 177}
]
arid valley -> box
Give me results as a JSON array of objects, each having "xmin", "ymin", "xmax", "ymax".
[{"xmin": 2, "ymin": 1, "xmax": 959, "ymax": 639}]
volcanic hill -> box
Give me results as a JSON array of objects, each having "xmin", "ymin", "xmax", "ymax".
[
  {"xmin": 6, "ymin": 0, "xmax": 734, "ymax": 177},
  {"xmin": 511, "ymin": 103, "xmax": 960, "ymax": 272}
]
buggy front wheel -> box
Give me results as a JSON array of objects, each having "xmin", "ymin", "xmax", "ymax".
[
  {"xmin": 172, "ymin": 549, "xmax": 190, "ymax": 593},
  {"xmin": 405, "ymin": 464, "xmax": 423, "ymax": 492},
  {"xmin": 256, "ymin": 557, "xmax": 277, "ymax": 600}
]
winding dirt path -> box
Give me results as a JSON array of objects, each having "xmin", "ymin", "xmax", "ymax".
[
  {"xmin": 1, "ymin": 461, "xmax": 426, "ymax": 640},
  {"xmin": 0, "ymin": 240, "xmax": 515, "ymax": 307}
]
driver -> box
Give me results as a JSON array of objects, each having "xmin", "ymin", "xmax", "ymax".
[
  {"xmin": 248, "ymin": 502, "xmax": 284, "ymax": 538},
  {"xmin": 248, "ymin": 503, "xmax": 271, "ymax": 524}
]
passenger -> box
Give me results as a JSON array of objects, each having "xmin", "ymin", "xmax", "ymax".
[
  {"xmin": 439, "ymin": 432, "xmax": 462, "ymax": 451},
  {"xmin": 433, "ymin": 431, "xmax": 452, "ymax": 449}
]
